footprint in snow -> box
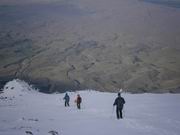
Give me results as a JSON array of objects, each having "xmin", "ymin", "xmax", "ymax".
[
  {"xmin": 48, "ymin": 130, "xmax": 59, "ymax": 135},
  {"xmin": 25, "ymin": 131, "xmax": 33, "ymax": 135}
]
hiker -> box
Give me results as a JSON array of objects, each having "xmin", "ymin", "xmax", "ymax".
[
  {"xmin": 113, "ymin": 92, "xmax": 125, "ymax": 119},
  {"xmin": 75, "ymin": 94, "xmax": 82, "ymax": 109},
  {"xmin": 63, "ymin": 93, "xmax": 70, "ymax": 107}
]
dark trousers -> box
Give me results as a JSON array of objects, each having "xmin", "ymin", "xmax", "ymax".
[
  {"xmin": 116, "ymin": 107, "xmax": 123, "ymax": 119},
  {"xmin": 65, "ymin": 101, "xmax": 69, "ymax": 107},
  {"xmin": 77, "ymin": 103, "xmax": 81, "ymax": 109}
]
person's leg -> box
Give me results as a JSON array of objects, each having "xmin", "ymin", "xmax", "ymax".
[
  {"xmin": 67, "ymin": 102, "xmax": 69, "ymax": 106},
  {"xmin": 77, "ymin": 103, "xmax": 79, "ymax": 109},
  {"xmin": 77, "ymin": 103, "xmax": 81, "ymax": 109},
  {"xmin": 65, "ymin": 101, "xmax": 67, "ymax": 107},
  {"xmin": 116, "ymin": 108, "xmax": 120, "ymax": 119},
  {"xmin": 120, "ymin": 109, "xmax": 123, "ymax": 119}
]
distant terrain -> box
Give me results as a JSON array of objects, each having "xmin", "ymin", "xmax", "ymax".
[{"xmin": 0, "ymin": 0, "xmax": 180, "ymax": 93}]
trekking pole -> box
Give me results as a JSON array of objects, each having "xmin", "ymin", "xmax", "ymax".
[
  {"xmin": 111, "ymin": 106, "xmax": 115, "ymax": 118},
  {"xmin": 123, "ymin": 106, "xmax": 125, "ymax": 118},
  {"xmin": 112, "ymin": 106, "xmax": 115, "ymax": 114},
  {"xmin": 122, "ymin": 88, "xmax": 126, "ymax": 119}
]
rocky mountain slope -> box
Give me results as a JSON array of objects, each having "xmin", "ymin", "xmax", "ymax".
[{"xmin": 0, "ymin": 0, "xmax": 180, "ymax": 93}]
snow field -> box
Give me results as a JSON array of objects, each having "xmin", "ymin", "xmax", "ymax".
[{"xmin": 0, "ymin": 79, "xmax": 180, "ymax": 135}]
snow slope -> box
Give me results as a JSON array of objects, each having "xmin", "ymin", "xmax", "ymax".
[{"xmin": 0, "ymin": 79, "xmax": 180, "ymax": 135}]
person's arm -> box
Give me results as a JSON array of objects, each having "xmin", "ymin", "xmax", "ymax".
[
  {"xmin": 80, "ymin": 97, "xmax": 82, "ymax": 103},
  {"xmin": 123, "ymin": 98, "xmax": 125, "ymax": 104},
  {"xmin": 113, "ymin": 99, "xmax": 117, "ymax": 106}
]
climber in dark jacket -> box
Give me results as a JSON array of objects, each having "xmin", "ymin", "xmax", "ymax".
[
  {"xmin": 113, "ymin": 93, "xmax": 125, "ymax": 119},
  {"xmin": 63, "ymin": 93, "xmax": 70, "ymax": 107},
  {"xmin": 75, "ymin": 94, "xmax": 82, "ymax": 109}
]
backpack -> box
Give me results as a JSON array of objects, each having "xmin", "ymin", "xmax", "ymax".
[
  {"xmin": 77, "ymin": 96, "xmax": 82, "ymax": 103},
  {"xmin": 116, "ymin": 97, "xmax": 125, "ymax": 108}
]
